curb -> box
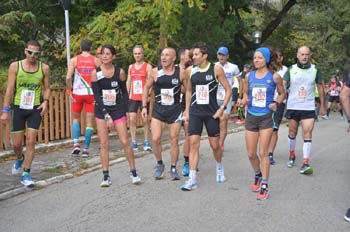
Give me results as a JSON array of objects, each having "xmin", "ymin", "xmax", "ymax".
[{"xmin": 0, "ymin": 124, "xmax": 245, "ymax": 201}]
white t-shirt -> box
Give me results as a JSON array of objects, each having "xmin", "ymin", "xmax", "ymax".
[{"xmin": 215, "ymin": 62, "xmax": 240, "ymax": 101}]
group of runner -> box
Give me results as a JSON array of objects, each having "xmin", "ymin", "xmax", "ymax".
[{"xmin": 2, "ymin": 40, "xmax": 349, "ymax": 203}]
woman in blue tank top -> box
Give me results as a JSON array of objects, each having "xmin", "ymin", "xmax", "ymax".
[{"xmin": 241, "ymin": 47, "xmax": 286, "ymax": 200}]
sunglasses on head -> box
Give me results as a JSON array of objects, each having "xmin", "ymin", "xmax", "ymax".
[{"xmin": 25, "ymin": 49, "xmax": 41, "ymax": 56}]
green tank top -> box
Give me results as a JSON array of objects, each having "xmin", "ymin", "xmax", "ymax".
[{"xmin": 14, "ymin": 61, "xmax": 44, "ymax": 108}]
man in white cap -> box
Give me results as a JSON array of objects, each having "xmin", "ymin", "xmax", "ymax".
[{"xmin": 216, "ymin": 46, "xmax": 240, "ymax": 151}]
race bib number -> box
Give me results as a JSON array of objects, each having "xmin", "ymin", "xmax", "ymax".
[
  {"xmin": 298, "ymin": 86, "xmax": 308, "ymax": 101},
  {"xmin": 160, "ymin": 88, "xmax": 174, "ymax": 105},
  {"xmin": 252, "ymin": 87, "xmax": 267, "ymax": 107},
  {"xmin": 196, "ymin": 85, "xmax": 209, "ymax": 105},
  {"xmin": 20, "ymin": 90, "xmax": 35, "ymax": 109},
  {"xmin": 102, "ymin": 89, "xmax": 116, "ymax": 106},
  {"xmin": 217, "ymin": 85, "xmax": 225, "ymax": 101},
  {"xmin": 133, "ymin": 79, "xmax": 143, "ymax": 94},
  {"xmin": 330, "ymin": 90, "xmax": 336, "ymax": 96}
]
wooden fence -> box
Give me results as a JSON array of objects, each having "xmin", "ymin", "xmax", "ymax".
[{"xmin": 0, "ymin": 88, "xmax": 147, "ymax": 151}]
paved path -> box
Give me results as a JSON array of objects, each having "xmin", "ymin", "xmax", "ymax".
[{"xmin": 0, "ymin": 115, "xmax": 349, "ymax": 231}]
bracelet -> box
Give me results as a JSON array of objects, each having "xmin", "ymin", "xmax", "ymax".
[
  {"xmin": 66, "ymin": 89, "xmax": 72, "ymax": 95},
  {"xmin": 2, "ymin": 106, "xmax": 11, "ymax": 113}
]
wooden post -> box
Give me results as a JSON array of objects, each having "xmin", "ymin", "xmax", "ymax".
[
  {"xmin": 60, "ymin": 89, "xmax": 65, "ymax": 138},
  {"xmin": 49, "ymin": 90, "xmax": 54, "ymax": 140},
  {"xmin": 55, "ymin": 90, "xmax": 60, "ymax": 139}
]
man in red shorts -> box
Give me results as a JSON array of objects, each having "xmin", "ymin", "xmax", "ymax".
[{"xmin": 66, "ymin": 39, "xmax": 101, "ymax": 157}]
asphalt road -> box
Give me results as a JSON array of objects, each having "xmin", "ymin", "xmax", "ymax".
[{"xmin": 0, "ymin": 116, "xmax": 349, "ymax": 232}]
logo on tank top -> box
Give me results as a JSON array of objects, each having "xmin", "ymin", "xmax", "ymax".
[
  {"xmin": 111, "ymin": 81, "xmax": 118, "ymax": 87},
  {"xmin": 172, "ymin": 78, "xmax": 179, "ymax": 85},
  {"xmin": 206, "ymin": 75, "xmax": 213, "ymax": 81}
]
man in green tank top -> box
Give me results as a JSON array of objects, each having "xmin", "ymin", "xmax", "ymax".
[{"xmin": 0, "ymin": 40, "xmax": 51, "ymax": 187}]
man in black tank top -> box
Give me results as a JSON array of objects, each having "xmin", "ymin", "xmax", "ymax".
[
  {"xmin": 181, "ymin": 42, "xmax": 232, "ymax": 191},
  {"xmin": 141, "ymin": 47, "xmax": 187, "ymax": 181}
]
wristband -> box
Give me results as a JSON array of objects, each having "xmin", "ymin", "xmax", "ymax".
[
  {"xmin": 66, "ymin": 89, "xmax": 72, "ymax": 95},
  {"xmin": 2, "ymin": 106, "xmax": 11, "ymax": 113},
  {"xmin": 140, "ymin": 105, "xmax": 147, "ymax": 110},
  {"xmin": 220, "ymin": 105, "xmax": 227, "ymax": 110}
]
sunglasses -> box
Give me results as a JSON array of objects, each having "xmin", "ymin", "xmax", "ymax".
[{"xmin": 25, "ymin": 49, "xmax": 41, "ymax": 56}]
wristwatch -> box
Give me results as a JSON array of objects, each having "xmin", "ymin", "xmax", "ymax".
[
  {"xmin": 104, "ymin": 114, "xmax": 111, "ymax": 120},
  {"xmin": 221, "ymin": 105, "xmax": 227, "ymax": 110}
]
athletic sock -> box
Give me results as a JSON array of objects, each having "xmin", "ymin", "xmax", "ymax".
[
  {"xmin": 83, "ymin": 127, "xmax": 94, "ymax": 150},
  {"xmin": 189, "ymin": 170, "xmax": 197, "ymax": 183},
  {"xmin": 303, "ymin": 139, "xmax": 312, "ymax": 161},
  {"xmin": 327, "ymin": 108, "xmax": 331, "ymax": 117},
  {"xmin": 288, "ymin": 135, "xmax": 296, "ymax": 155},
  {"xmin": 340, "ymin": 109, "xmax": 344, "ymax": 117},
  {"xmin": 102, "ymin": 170, "xmax": 109, "ymax": 179},
  {"xmin": 130, "ymin": 169, "xmax": 137, "ymax": 177},
  {"xmin": 72, "ymin": 122, "xmax": 80, "ymax": 144},
  {"xmin": 184, "ymin": 156, "xmax": 189, "ymax": 163},
  {"xmin": 157, "ymin": 160, "xmax": 163, "ymax": 165}
]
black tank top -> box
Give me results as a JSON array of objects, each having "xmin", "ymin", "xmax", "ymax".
[
  {"xmin": 95, "ymin": 65, "xmax": 126, "ymax": 112},
  {"xmin": 154, "ymin": 66, "xmax": 181, "ymax": 106},
  {"xmin": 190, "ymin": 63, "xmax": 219, "ymax": 116}
]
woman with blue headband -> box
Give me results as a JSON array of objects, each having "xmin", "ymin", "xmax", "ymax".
[{"xmin": 241, "ymin": 47, "xmax": 286, "ymax": 200}]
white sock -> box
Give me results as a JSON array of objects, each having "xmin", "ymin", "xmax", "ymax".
[
  {"xmin": 303, "ymin": 140, "xmax": 312, "ymax": 159},
  {"xmin": 288, "ymin": 135, "xmax": 296, "ymax": 152},
  {"xmin": 189, "ymin": 170, "xmax": 197, "ymax": 183}
]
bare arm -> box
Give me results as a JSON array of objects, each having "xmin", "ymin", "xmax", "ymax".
[
  {"xmin": 213, "ymin": 64, "xmax": 232, "ymax": 119},
  {"xmin": 269, "ymin": 73, "xmax": 285, "ymax": 111},
  {"xmin": 37, "ymin": 63, "xmax": 51, "ymax": 116},
  {"xmin": 3, "ymin": 62, "xmax": 18, "ymax": 108},
  {"xmin": 141, "ymin": 68, "xmax": 156, "ymax": 118},
  {"xmin": 317, "ymin": 83, "xmax": 325, "ymax": 115},
  {"xmin": 65, "ymin": 57, "xmax": 77, "ymax": 90},
  {"xmin": 126, "ymin": 65, "xmax": 132, "ymax": 95}
]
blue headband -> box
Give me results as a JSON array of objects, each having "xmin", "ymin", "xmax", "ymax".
[{"xmin": 256, "ymin": 47, "xmax": 271, "ymax": 63}]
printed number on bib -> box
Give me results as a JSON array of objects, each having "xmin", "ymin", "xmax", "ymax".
[
  {"xmin": 133, "ymin": 79, "xmax": 143, "ymax": 94},
  {"xmin": 252, "ymin": 87, "xmax": 267, "ymax": 107},
  {"xmin": 20, "ymin": 90, "xmax": 35, "ymax": 110},
  {"xmin": 196, "ymin": 85, "xmax": 209, "ymax": 105},
  {"xmin": 217, "ymin": 85, "xmax": 225, "ymax": 101},
  {"xmin": 161, "ymin": 88, "xmax": 174, "ymax": 105},
  {"xmin": 297, "ymin": 86, "xmax": 308, "ymax": 102},
  {"xmin": 102, "ymin": 89, "xmax": 117, "ymax": 106}
]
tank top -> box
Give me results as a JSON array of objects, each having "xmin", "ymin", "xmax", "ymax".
[
  {"xmin": 154, "ymin": 66, "xmax": 181, "ymax": 107},
  {"xmin": 129, "ymin": 62, "xmax": 148, "ymax": 101},
  {"xmin": 95, "ymin": 65, "xmax": 126, "ymax": 113},
  {"xmin": 287, "ymin": 64, "xmax": 317, "ymax": 110},
  {"xmin": 189, "ymin": 63, "xmax": 219, "ymax": 116},
  {"xmin": 73, "ymin": 54, "xmax": 96, "ymax": 95},
  {"xmin": 248, "ymin": 70, "xmax": 276, "ymax": 115},
  {"xmin": 14, "ymin": 61, "xmax": 43, "ymax": 109}
]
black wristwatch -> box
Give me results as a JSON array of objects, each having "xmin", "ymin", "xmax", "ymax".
[
  {"xmin": 220, "ymin": 105, "xmax": 227, "ymax": 110},
  {"xmin": 140, "ymin": 105, "xmax": 147, "ymax": 110}
]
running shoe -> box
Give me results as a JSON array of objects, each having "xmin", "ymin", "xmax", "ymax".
[
  {"xmin": 131, "ymin": 175, "xmax": 142, "ymax": 185},
  {"xmin": 182, "ymin": 162, "xmax": 189, "ymax": 176},
  {"xmin": 269, "ymin": 154, "xmax": 276, "ymax": 165},
  {"xmin": 100, "ymin": 176, "xmax": 112, "ymax": 187},
  {"xmin": 143, "ymin": 140, "xmax": 152, "ymax": 151},
  {"xmin": 341, "ymin": 116, "xmax": 344, "ymax": 120},
  {"xmin": 181, "ymin": 179, "xmax": 197, "ymax": 191},
  {"xmin": 131, "ymin": 141, "xmax": 138, "ymax": 151},
  {"xmin": 299, "ymin": 163, "xmax": 313, "ymax": 175},
  {"xmin": 170, "ymin": 168, "xmax": 180, "ymax": 181},
  {"xmin": 251, "ymin": 175, "xmax": 262, "ymax": 192},
  {"xmin": 322, "ymin": 115, "xmax": 329, "ymax": 120},
  {"xmin": 236, "ymin": 119, "xmax": 246, "ymax": 125},
  {"xmin": 257, "ymin": 184, "xmax": 269, "ymax": 200},
  {"xmin": 154, "ymin": 163, "xmax": 165, "ymax": 179},
  {"xmin": 21, "ymin": 172, "xmax": 35, "ymax": 187},
  {"xmin": 287, "ymin": 156, "xmax": 295, "ymax": 168},
  {"xmin": 71, "ymin": 144, "xmax": 81, "ymax": 157},
  {"xmin": 11, "ymin": 156, "xmax": 24, "ymax": 175},
  {"xmin": 81, "ymin": 149, "xmax": 89, "ymax": 158},
  {"xmin": 344, "ymin": 208, "xmax": 350, "ymax": 222},
  {"xmin": 216, "ymin": 164, "xmax": 226, "ymax": 183}
]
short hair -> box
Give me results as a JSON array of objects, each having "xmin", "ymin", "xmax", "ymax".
[
  {"xmin": 80, "ymin": 39, "xmax": 92, "ymax": 51},
  {"xmin": 191, "ymin": 42, "xmax": 209, "ymax": 55},
  {"xmin": 178, "ymin": 48, "xmax": 188, "ymax": 57},
  {"xmin": 101, "ymin": 44, "xmax": 116, "ymax": 56},
  {"xmin": 25, "ymin": 40, "xmax": 41, "ymax": 50},
  {"xmin": 133, "ymin": 44, "xmax": 144, "ymax": 53}
]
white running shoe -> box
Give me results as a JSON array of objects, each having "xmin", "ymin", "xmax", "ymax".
[
  {"xmin": 100, "ymin": 176, "xmax": 112, "ymax": 187},
  {"xmin": 131, "ymin": 175, "xmax": 142, "ymax": 185},
  {"xmin": 216, "ymin": 164, "xmax": 226, "ymax": 183}
]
